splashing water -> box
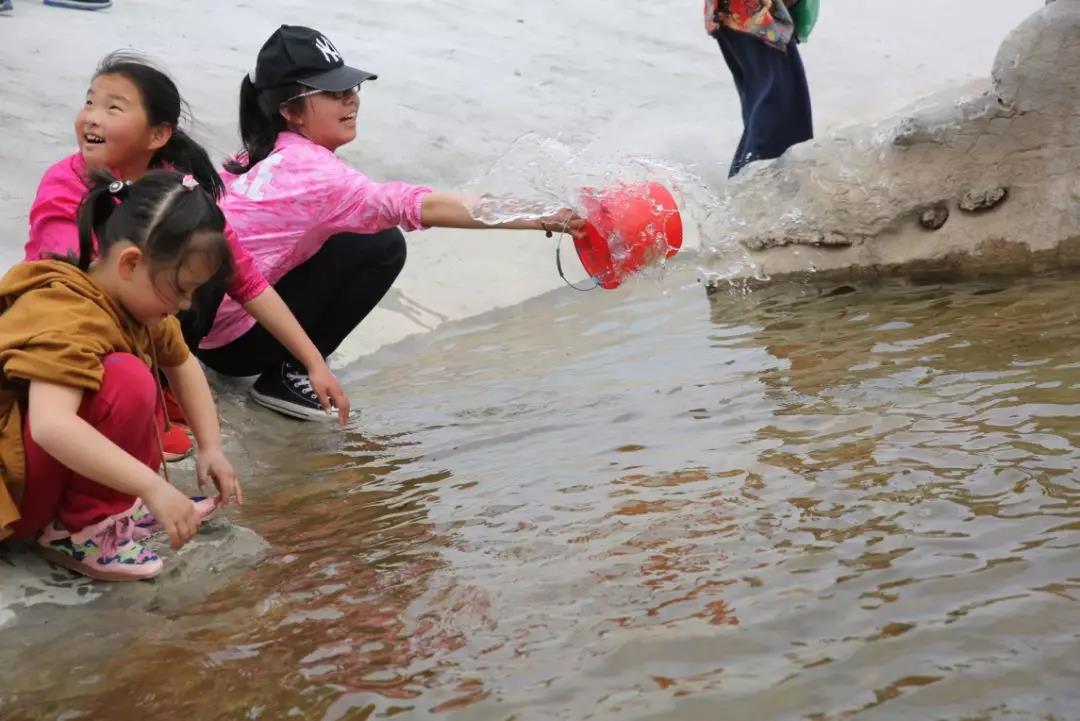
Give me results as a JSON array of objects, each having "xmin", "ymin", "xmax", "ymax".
[{"xmin": 462, "ymin": 134, "xmax": 759, "ymax": 289}]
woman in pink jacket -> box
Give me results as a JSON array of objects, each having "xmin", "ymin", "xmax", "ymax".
[
  {"xmin": 198, "ymin": 26, "xmax": 582, "ymax": 421},
  {"xmin": 26, "ymin": 52, "xmax": 352, "ymax": 447}
]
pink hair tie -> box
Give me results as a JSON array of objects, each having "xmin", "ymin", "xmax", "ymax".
[{"xmin": 181, "ymin": 174, "xmax": 199, "ymax": 191}]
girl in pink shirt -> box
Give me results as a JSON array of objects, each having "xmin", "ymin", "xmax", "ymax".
[
  {"xmin": 25, "ymin": 52, "xmax": 351, "ymax": 430},
  {"xmin": 199, "ymin": 26, "xmax": 583, "ymax": 421}
]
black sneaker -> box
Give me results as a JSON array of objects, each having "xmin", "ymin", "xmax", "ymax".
[{"xmin": 250, "ymin": 361, "xmax": 330, "ymax": 421}]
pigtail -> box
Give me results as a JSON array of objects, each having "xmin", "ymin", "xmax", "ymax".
[
  {"xmin": 155, "ymin": 127, "xmax": 226, "ymax": 200},
  {"xmin": 225, "ymin": 74, "xmax": 297, "ymax": 175},
  {"xmin": 76, "ymin": 169, "xmax": 127, "ymax": 271},
  {"xmin": 71, "ymin": 170, "xmax": 233, "ymax": 316}
]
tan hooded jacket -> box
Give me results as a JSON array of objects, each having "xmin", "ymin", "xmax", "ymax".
[{"xmin": 0, "ymin": 260, "xmax": 188, "ymax": 540}]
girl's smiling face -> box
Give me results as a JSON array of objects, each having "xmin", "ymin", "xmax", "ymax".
[
  {"xmin": 282, "ymin": 86, "xmax": 360, "ymax": 152},
  {"xmin": 75, "ymin": 73, "xmax": 170, "ymax": 179}
]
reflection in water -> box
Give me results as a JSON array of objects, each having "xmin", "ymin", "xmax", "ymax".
[{"xmin": 2, "ymin": 272, "xmax": 1079, "ymax": 720}]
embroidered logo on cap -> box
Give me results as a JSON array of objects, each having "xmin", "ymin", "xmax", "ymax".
[{"xmin": 314, "ymin": 35, "xmax": 341, "ymax": 64}]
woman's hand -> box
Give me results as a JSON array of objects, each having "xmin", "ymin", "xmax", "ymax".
[
  {"xmin": 143, "ymin": 482, "xmax": 201, "ymax": 550},
  {"xmin": 538, "ymin": 209, "xmax": 587, "ymax": 237},
  {"xmin": 307, "ymin": 359, "xmax": 351, "ymax": 425},
  {"xmin": 196, "ymin": 445, "xmax": 243, "ymax": 506}
]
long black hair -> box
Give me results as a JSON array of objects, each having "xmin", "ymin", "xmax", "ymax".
[
  {"xmin": 94, "ymin": 51, "xmax": 226, "ymax": 200},
  {"xmin": 223, "ymin": 74, "xmax": 306, "ymax": 175},
  {"xmin": 76, "ymin": 168, "xmax": 233, "ymax": 294}
]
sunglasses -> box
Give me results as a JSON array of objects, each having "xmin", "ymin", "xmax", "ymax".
[{"xmin": 281, "ymin": 85, "xmax": 361, "ymax": 105}]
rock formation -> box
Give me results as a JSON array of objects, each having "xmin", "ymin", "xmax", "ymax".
[{"xmin": 703, "ymin": 0, "xmax": 1080, "ymax": 287}]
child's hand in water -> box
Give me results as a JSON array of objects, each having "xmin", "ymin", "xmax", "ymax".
[
  {"xmin": 197, "ymin": 446, "xmax": 243, "ymax": 507},
  {"xmin": 308, "ymin": 362, "xmax": 351, "ymax": 425},
  {"xmin": 539, "ymin": 209, "xmax": 587, "ymax": 237},
  {"xmin": 144, "ymin": 483, "xmax": 201, "ymax": 550}
]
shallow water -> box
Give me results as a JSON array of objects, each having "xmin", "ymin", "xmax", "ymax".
[{"xmin": 2, "ymin": 269, "xmax": 1079, "ymax": 720}]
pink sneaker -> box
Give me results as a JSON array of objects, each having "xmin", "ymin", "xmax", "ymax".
[
  {"xmin": 128, "ymin": 496, "xmax": 218, "ymax": 541},
  {"xmin": 36, "ymin": 515, "xmax": 163, "ymax": 581}
]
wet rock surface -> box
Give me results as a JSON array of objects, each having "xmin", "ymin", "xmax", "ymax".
[
  {"xmin": 919, "ymin": 204, "xmax": 950, "ymax": 230},
  {"xmin": 0, "ymin": 432, "xmax": 270, "ymax": 673},
  {"xmin": 703, "ymin": 0, "xmax": 1080, "ymax": 285},
  {"xmin": 0, "ymin": 517, "xmax": 268, "ymax": 655},
  {"xmin": 959, "ymin": 187, "xmax": 1008, "ymax": 213}
]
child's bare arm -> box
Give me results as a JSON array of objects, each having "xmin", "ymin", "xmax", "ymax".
[
  {"xmin": 27, "ymin": 380, "xmax": 199, "ymax": 548},
  {"xmin": 161, "ymin": 356, "xmax": 243, "ymax": 506}
]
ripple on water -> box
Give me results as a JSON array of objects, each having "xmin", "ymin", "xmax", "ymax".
[{"xmin": 2, "ymin": 273, "xmax": 1079, "ymax": 721}]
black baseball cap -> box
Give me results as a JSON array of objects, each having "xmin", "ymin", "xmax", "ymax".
[{"xmin": 252, "ymin": 25, "xmax": 377, "ymax": 92}]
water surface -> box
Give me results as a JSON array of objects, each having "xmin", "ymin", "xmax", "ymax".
[{"xmin": 2, "ymin": 270, "xmax": 1078, "ymax": 720}]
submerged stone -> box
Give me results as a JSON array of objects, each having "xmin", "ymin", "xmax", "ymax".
[
  {"xmin": 919, "ymin": 204, "xmax": 950, "ymax": 230},
  {"xmin": 959, "ymin": 187, "xmax": 1008, "ymax": 213}
]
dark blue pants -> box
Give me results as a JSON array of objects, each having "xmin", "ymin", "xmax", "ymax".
[{"xmin": 715, "ymin": 27, "xmax": 813, "ymax": 177}]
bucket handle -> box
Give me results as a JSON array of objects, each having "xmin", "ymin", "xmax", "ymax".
[{"xmin": 555, "ymin": 233, "xmax": 600, "ymax": 292}]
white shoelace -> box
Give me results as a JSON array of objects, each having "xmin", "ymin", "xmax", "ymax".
[{"xmin": 284, "ymin": 367, "xmax": 318, "ymax": 402}]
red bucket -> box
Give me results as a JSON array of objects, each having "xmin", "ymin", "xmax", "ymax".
[{"xmin": 573, "ymin": 181, "xmax": 683, "ymax": 289}]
